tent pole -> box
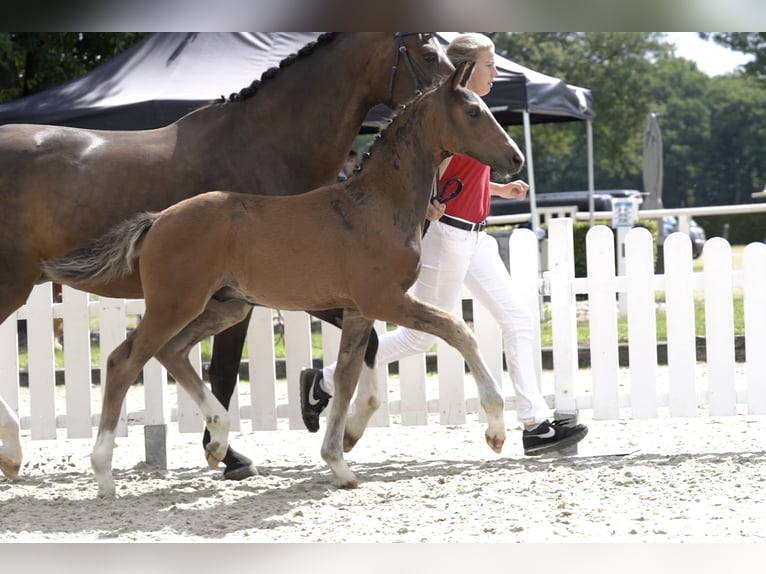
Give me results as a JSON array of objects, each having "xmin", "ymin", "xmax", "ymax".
[
  {"xmin": 523, "ymin": 110, "xmax": 539, "ymax": 231},
  {"xmin": 587, "ymin": 119, "xmax": 595, "ymax": 227}
]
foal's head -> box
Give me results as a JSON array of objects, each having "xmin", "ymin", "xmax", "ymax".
[{"xmin": 436, "ymin": 62, "xmax": 525, "ymax": 177}]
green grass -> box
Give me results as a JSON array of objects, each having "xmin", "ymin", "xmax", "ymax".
[{"xmin": 538, "ymin": 296, "xmax": 744, "ymax": 347}]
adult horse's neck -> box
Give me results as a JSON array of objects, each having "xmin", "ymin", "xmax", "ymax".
[{"xmin": 179, "ymin": 33, "xmax": 407, "ymax": 196}]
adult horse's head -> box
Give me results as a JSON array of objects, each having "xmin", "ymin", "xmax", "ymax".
[
  {"xmin": 437, "ymin": 61, "xmax": 525, "ymax": 177},
  {"xmin": 384, "ymin": 33, "xmax": 454, "ymax": 107}
]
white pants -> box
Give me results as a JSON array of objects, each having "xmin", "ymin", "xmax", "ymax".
[{"xmin": 324, "ymin": 220, "xmax": 550, "ymax": 424}]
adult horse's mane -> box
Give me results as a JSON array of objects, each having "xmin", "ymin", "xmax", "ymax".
[{"xmin": 216, "ymin": 32, "xmax": 341, "ymax": 104}]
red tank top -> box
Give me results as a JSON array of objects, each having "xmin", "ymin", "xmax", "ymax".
[{"xmin": 439, "ymin": 154, "xmax": 491, "ymax": 223}]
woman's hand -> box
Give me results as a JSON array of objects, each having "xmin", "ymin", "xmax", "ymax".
[
  {"xmin": 493, "ymin": 180, "xmax": 529, "ymax": 199},
  {"xmin": 426, "ymin": 199, "xmax": 446, "ymax": 221}
]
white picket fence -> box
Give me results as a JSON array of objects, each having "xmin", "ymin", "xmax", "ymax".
[{"xmin": 1, "ymin": 218, "xmax": 764, "ymax": 443}]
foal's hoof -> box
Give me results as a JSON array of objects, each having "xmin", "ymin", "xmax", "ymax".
[
  {"xmin": 485, "ymin": 432, "xmax": 505, "ymax": 454},
  {"xmin": 0, "ymin": 460, "xmax": 21, "ymax": 480},
  {"xmin": 223, "ymin": 464, "xmax": 259, "ymax": 481},
  {"xmin": 334, "ymin": 475, "xmax": 360, "ymax": 489}
]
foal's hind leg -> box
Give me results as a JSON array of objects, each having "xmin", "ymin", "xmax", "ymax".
[
  {"xmin": 156, "ymin": 299, "xmax": 254, "ymax": 471},
  {"xmin": 207, "ymin": 312, "xmax": 257, "ymax": 480},
  {"xmin": 0, "ymin": 395, "xmax": 22, "ymax": 479},
  {"xmin": 92, "ymin": 328, "xmax": 165, "ymax": 498},
  {"xmin": 321, "ymin": 310, "xmax": 373, "ymax": 488},
  {"xmin": 343, "ymin": 365, "xmax": 380, "ymax": 452}
]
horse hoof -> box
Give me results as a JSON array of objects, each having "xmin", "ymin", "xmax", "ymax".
[
  {"xmin": 0, "ymin": 458, "xmax": 21, "ymax": 479},
  {"xmin": 485, "ymin": 432, "xmax": 505, "ymax": 454},
  {"xmin": 223, "ymin": 464, "xmax": 259, "ymax": 481},
  {"xmin": 96, "ymin": 485, "xmax": 116, "ymax": 499},
  {"xmin": 335, "ymin": 476, "xmax": 359, "ymax": 489}
]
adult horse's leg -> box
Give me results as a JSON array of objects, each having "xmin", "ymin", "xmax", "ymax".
[
  {"xmin": 321, "ymin": 309, "xmax": 373, "ymax": 488},
  {"xmin": 0, "ymin": 260, "xmax": 41, "ymax": 480},
  {"xmin": 0, "ymin": 395, "xmax": 22, "ymax": 479},
  {"xmin": 206, "ymin": 313, "xmax": 257, "ymax": 480}
]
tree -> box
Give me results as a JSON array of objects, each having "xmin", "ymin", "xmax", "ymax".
[
  {"xmin": 702, "ymin": 33, "xmax": 766, "ymax": 78},
  {"xmin": 646, "ymin": 57, "xmax": 713, "ymax": 207},
  {"xmin": 492, "ymin": 32, "xmax": 671, "ymax": 193},
  {"xmin": 0, "ymin": 33, "xmax": 146, "ymax": 103}
]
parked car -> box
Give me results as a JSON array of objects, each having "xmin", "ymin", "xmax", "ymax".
[{"xmin": 662, "ymin": 215, "xmax": 706, "ymax": 258}]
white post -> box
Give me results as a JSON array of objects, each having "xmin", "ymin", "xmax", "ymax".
[{"xmin": 547, "ymin": 218, "xmax": 578, "ymax": 414}]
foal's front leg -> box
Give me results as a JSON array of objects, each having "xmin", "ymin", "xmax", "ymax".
[
  {"xmin": 362, "ymin": 292, "xmax": 506, "ymax": 453},
  {"xmin": 321, "ymin": 310, "xmax": 373, "ymax": 488}
]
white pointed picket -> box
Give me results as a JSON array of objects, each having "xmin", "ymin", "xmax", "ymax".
[
  {"xmin": 663, "ymin": 233, "xmax": 698, "ymax": 417},
  {"xmin": 703, "ymin": 238, "xmax": 737, "ymax": 416},
  {"xmin": 743, "ymin": 242, "xmax": 766, "ymax": 413},
  {"xmin": 585, "ymin": 225, "xmax": 620, "ymax": 419}
]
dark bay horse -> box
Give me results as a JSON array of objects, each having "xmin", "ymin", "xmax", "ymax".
[
  {"xmin": 43, "ymin": 62, "xmax": 525, "ymax": 495},
  {"xmin": 0, "ymin": 33, "xmax": 453, "ymax": 481}
]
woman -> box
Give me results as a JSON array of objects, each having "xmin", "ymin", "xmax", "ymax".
[{"xmin": 300, "ymin": 33, "xmax": 588, "ymax": 456}]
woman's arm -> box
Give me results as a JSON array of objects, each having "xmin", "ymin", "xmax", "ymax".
[{"xmin": 490, "ymin": 179, "xmax": 529, "ymax": 199}]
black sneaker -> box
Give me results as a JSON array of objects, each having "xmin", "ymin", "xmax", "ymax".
[
  {"xmin": 522, "ymin": 419, "xmax": 588, "ymax": 456},
  {"xmin": 299, "ymin": 368, "xmax": 332, "ymax": 433}
]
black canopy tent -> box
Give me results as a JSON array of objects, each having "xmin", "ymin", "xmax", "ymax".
[
  {"xmin": 0, "ymin": 32, "xmax": 594, "ymax": 224},
  {"xmin": 0, "ymin": 33, "xmax": 325, "ymax": 130}
]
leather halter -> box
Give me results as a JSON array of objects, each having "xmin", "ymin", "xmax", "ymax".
[{"xmin": 388, "ymin": 32, "xmax": 430, "ymax": 103}]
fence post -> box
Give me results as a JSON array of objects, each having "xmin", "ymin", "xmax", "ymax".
[
  {"xmin": 625, "ymin": 228, "xmax": 659, "ymax": 418},
  {"xmin": 704, "ymin": 238, "xmax": 737, "ymax": 415},
  {"xmin": 547, "ymin": 218, "xmax": 579, "ymax": 430},
  {"xmin": 27, "ymin": 284, "xmax": 57, "ymax": 439},
  {"xmin": 744, "ymin": 242, "xmax": 766, "ymax": 414},
  {"xmin": 61, "ymin": 286, "xmax": 93, "ymax": 438},
  {"xmin": 283, "ymin": 311, "xmax": 312, "ymax": 430},
  {"xmin": 663, "ymin": 233, "xmax": 698, "ymax": 417},
  {"xmin": 586, "ymin": 225, "xmax": 620, "ymax": 419},
  {"xmin": 248, "ymin": 306, "xmax": 278, "ymax": 430},
  {"xmin": 98, "ymin": 297, "xmax": 128, "ymax": 435}
]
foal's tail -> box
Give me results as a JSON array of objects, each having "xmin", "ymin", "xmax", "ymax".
[{"xmin": 42, "ymin": 211, "xmax": 159, "ymax": 284}]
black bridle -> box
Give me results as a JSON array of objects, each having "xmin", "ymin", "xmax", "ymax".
[{"xmin": 388, "ymin": 32, "xmax": 432, "ymax": 102}]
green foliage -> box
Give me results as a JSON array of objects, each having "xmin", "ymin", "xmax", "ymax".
[
  {"xmin": 569, "ymin": 220, "xmax": 657, "ymax": 277},
  {"xmin": 703, "ymin": 33, "xmax": 766, "ymax": 78},
  {"xmin": 695, "ymin": 212, "xmax": 766, "ymax": 244},
  {"xmin": 0, "ymin": 33, "xmax": 146, "ymax": 102},
  {"xmin": 491, "ymin": 32, "xmax": 766, "ymax": 212}
]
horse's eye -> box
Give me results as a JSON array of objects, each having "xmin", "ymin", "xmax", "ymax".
[
  {"xmin": 423, "ymin": 52, "xmax": 436, "ymax": 63},
  {"xmin": 468, "ymin": 106, "xmax": 480, "ymax": 118}
]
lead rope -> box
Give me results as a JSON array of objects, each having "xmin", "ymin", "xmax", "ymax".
[{"xmin": 422, "ymin": 167, "xmax": 464, "ymax": 237}]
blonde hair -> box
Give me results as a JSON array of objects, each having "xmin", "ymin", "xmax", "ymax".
[{"xmin": 446, "ymin": 33, "xmax": 495, "ymax": 67}]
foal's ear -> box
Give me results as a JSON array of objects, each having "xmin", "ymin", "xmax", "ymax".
[{"xmin": 450, "ymin": 61, "xmax": 474, "ymax": 91}]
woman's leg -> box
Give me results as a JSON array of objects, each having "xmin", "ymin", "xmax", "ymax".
[{"xmin": 463, "ymin": 232, "xmax": 550, "ymax": 425}]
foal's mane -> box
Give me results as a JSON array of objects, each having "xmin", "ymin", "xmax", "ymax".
[
  {"xmin": 353, "ymin": 85, "xmax": 436, "ymax": 175},
  {"xmin": 215, "ymin": 33, "xmax": 340, "ymax": 105}
]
